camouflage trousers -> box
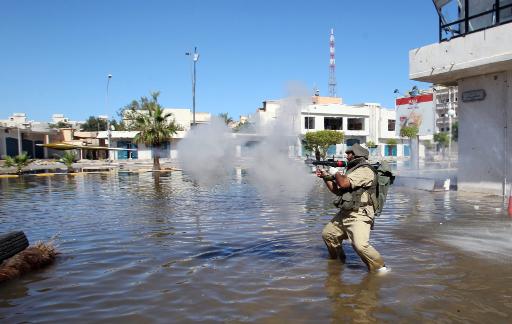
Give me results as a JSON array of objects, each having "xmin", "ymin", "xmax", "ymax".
[{"xmin": 322, "ymin": 208, "xmax": 385, "ymax": 271}]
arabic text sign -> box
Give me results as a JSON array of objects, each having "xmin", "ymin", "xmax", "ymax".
[{"xmin": 395, "ymin": 93, "xmax": 435, "ymax": 136}]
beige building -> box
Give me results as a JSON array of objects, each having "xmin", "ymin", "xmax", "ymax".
[{"xmin": 0, "ymin": 113, "xmax": 60, "ymax": 158}]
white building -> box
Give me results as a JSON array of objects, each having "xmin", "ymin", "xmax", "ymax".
[
  {"xmin": 102, "ymin": 108, "xmax": 211, "ymax": 160},
  {"xmin": 433, "ymin": 85, "xmax": 458, "ymax": 133},
  {"xmin": 253, "ymin": 96, "xmax": 404, "ymax": 159},
  {"xmin": 410, "ymin": 0, "xmax": 512, "ymax": 195},
  {"xmin": 49, "ymin": 114, "xmax": 84, "ymax": 129}
]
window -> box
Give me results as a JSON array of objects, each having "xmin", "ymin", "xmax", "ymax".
[
  {"xmin": 304, "ymin": 116, "xmax": 315, "ymax": 129},
  {"xmin": 346, "ymin": 139, "xmax": 360, "ymax": 146},
  {"xmin": 324, "ymin": 117, "xmax": 343, "ymax": 130},
  {"xmin": 388, "ymin": 119, "xmax": 396, "ymax": 131},
  {"xmin": 347, "ymin": 118, "xmax": 364, "ymax": 130}
]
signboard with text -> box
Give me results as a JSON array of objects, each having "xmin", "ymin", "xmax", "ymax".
[{"xmin": 395, "ymin": 93, "xmax": 435, "ymax": 136}]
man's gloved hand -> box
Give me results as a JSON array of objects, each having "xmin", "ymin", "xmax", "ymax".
[
  {"xmin": 328, "ymin": 167, "xmax": 338, "ymax": 175},
  {"xmin": 315, "ymin": 168, "xmax": 328, "ymax": 178}
]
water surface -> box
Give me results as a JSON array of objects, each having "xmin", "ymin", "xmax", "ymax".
[{"xmin": 1, "ymin": 172, "xmax": 511, "ymax": 322}]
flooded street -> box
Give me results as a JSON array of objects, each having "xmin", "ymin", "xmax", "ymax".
[{"xmin": 1, "ymin": 172, "xmax": 511, "ymax": 323}]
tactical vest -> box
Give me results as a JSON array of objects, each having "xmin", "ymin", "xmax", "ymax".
[{"xmin": 333, "ymin": 161, "xmax": 378, "ymax": 212}]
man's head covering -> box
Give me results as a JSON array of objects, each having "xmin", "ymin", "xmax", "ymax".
[{"xmin": 345, "ymin": 143, "xmax": 369, "ymax": 159}]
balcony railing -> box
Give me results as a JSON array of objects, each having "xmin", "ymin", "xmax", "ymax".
[{"xmin": 439, "ymin": 0, "xmax": 512, "ymax": 42}]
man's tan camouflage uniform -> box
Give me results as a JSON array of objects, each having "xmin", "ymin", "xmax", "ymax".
[{"xmin": 321, "ymin": 145, "xmax": 385, "ymax": 271}]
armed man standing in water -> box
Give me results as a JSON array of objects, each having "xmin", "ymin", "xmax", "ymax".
[{"xmin": 316, "ymin": 143, "xmax": 387, "ymax": 273}]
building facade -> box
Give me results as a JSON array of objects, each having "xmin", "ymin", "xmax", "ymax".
[
  {"xmin": 253, "ymin": 96, "xmax": 405, "ymax": 159},
  {"xmin": 434, "ymin": 85, "xmax": 458, "ymax": 133},
  {"xmin": 410, "ymin": 1, "xmax": 512, "ymax": 195},
  {"xmin": 0, "ymin": 113, "xmax": 59, "ymax": 158},
  {"xmin": 103, "ymin": 108, "xmax": 211, "ymax": 160}
]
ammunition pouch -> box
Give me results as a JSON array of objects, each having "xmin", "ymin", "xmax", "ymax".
[
  {"xmin": 333, "ymin": 189, "xmax": 365, "ymax": 211},
  {"xmin": 332, "ymin": 162, "xmax": 379, "ymax": 213}
]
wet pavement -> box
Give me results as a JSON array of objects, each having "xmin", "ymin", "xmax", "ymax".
[{"xmin": 0, "ymin": 171, "xmax": 511, "ymax": 323}]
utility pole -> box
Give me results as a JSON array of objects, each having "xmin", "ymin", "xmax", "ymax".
[
  {"xmin": 105, "ymin": 74, "xmax": 112, "ymax": 159},
  {"xmin": 186, "ymin": 47, "xmax": 199, "ymax": 126}
]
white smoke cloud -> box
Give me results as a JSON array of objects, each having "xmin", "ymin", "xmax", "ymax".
[
  {"xmin": 177, "ymin": 117, "xmax": 237, "ymax": 186},
  {"xmin": 244, "ymin": 82, "xmax": 315, "ymax": 200},
  {"xmin": 177, "ymin": 81, "xmax": 316, "ymax": 200}
]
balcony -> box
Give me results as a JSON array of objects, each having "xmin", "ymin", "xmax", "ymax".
[{"xmin": 409, "ymin": 22, "xmax": 512, "ymax": 84}]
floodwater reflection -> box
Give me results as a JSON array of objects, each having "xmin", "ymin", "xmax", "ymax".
[
  {"xmin": 0, "ymin": 173, "xmax": 511, "ymax": 322},
  {"xmin": 325, "ymin": 261, "xmax": 384, "ymax": 323}
]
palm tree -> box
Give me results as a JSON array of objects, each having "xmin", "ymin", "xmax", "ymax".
[
  {"xmin": 3, "ymin": 152, "xmax": 32, "ymax": 174},
  {"xmin": 131, "ymin": 92, "xmax": 181, "ymax": 170},
  {"xmin": 219, "ymin": 112, "xmax": 233, "ymax": 126},
  {"xmin": 59, "ymin": 151, "xmax": 76, "ymax": 173}
]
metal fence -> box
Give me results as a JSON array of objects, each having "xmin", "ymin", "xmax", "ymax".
[{"xmin": 439, "ymin": 0, "xmax": 512, "ymax": 42}]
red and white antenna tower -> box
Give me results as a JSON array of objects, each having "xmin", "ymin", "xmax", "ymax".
[{"xmin": 328, "ymin": 28, "xmax": 337, "ymax": 97}]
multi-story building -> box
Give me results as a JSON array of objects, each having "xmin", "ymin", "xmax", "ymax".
[
  {"xmin": 433, "ymin": 85, "xmax": 458, "ymax": 133},
  {"xmin": 253, "ymin": 96, "xmax": 403, "ymax": 158}
]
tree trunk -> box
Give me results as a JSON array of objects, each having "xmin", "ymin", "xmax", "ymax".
[
  {"xmin": 315, "ymin": 149, "xmax": 321, "ymax": 161},
  {"xmin": 152, "ymin": 148, "xmax": 161, "ymax": 171}
]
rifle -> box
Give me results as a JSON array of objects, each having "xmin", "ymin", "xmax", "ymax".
[
  {"xmin": 311, "ymin": 160, "xmax": 381, "ymax": 169},
  {"xmin": 312, "ymin": 160, "xmax": 348, "ymax": 168}
]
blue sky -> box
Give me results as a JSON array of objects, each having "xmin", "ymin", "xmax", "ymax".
[{"xmin": 0, "ymin": 0, "xmax": 436, "ymax": 122}]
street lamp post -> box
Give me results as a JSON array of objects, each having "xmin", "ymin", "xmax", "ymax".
[
  {"xmin": 105, "ymin": 74, "xmax": 112, "ymax": 159},
  {"xmin": 186, "ymin": 47, "xmax": 199, "ymax": 127},
  {"xmin": 447, "ymin": 106, "xmax": 455, "ymax": 168}
]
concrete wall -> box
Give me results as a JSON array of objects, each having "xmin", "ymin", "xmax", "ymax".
[
  {"xmin": 457, "ymin": 71, "xmax": 512, "ymax": 195},
  {"xmin": 377, "ymin": 108, "xmax": 396, "ymax": 141},
  {"xmin": 170, "ymin": 138, "xmax": 180, "ymax": 159},
  {"xmin": 109, "ymin": 140, "xmax": 174, "ymax": 161},
  {"xmin": 164, "ymin": 108, "xmax": 192, "ymax": 131},
  {"xmin": 256, "ymin": 101, "xmax": 280, "ymax": 125},
  {"xmin": 0, "ymin": 127, "xmax": 6, "ymax": 156},
  {"xmin": 409, "ymin": 23, "xmax": 512, "ymax": 85},
  {"xmin": 0, "ymin": 128, "xmax": 57, "ymax": 158},
  {"xmin": 409, "ymin": 19, "xmax": 512, "ymax": 195}
]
